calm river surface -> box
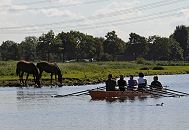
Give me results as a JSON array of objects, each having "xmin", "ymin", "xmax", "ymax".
[{"xmin": 0, "ymin": 74, "xmax": 189, "ymax": 130}]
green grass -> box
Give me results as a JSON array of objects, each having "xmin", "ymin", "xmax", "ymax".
[{"xmin": 1, "ymin": 61, "xmax": 189, "ymax": 85}]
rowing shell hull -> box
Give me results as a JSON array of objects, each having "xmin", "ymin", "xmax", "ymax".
[{"xmin": 89, "ymin": 90, "xmax": 150, "ymax": 100}]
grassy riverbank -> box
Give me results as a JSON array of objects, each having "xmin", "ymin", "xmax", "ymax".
[{"xmin": 1, "ymin": 60, "xmax": 189, "ymax": 86}]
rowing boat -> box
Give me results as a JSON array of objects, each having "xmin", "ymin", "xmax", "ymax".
[
  {"xmin": 89, "ymin": 90, "xmax": 150, "ymax": 100},
  {"xmin": 52, "ymin": 86, "xmax": 189, "ymax": 99}
]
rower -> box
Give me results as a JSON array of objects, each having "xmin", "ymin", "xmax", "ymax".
[
  {"xmin": 128, "ymin": 75, "xmax": 137, "ymax": 90},
  {"xmin": 105, "ymin": 74, "xmax": 116, "ymax": 91},
  {"xmin": 150, "ymin": 76, "xmax": 163, "ymax": 90},
  {"xmin": 117, "ymin": 75, "xmax": 127, "ymax": 91},
  {"xmin": 137, "ymin": 72, "xmax": 147, "ymax": 90}
]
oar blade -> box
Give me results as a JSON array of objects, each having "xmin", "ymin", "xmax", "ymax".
[{"xmin": 51, "ymin": 86, "xmax": 106, "ymax": 98}]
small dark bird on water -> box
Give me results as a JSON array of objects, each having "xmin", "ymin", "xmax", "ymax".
[{"xmin": 156, "ymin": 103, "xmax": 164, "ymax": 106}]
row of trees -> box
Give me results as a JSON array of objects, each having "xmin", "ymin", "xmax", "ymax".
[{"xmin": 0, "ymin": 25, "xmax": 189, "ymax": 61}]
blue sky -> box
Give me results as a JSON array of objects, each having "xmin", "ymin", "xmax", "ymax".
[{"xmin": 0, "ymin": 0, "xmax": 189, "ymax": 44}]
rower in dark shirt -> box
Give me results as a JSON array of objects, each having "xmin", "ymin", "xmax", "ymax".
[
  {"xmin": 117, "ymin": 75, "xmax": 127, "ymax": 91},
  {"xmin": 150, "ymin": 76, "xmax": 163, "ymax": 90},
  {"xmin": 106, "ymin": 74, "xmax": 116, "ymax": 91}
]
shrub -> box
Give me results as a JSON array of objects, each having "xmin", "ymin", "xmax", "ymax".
[
  {"xmin": 101, "ymin": 53, "xmax": 113, "ymax": 61},
  {"xmin": 136, "ymin": 57, "xmax": 145, "ymax": 64},
  {"xmin": 136, "ymin": 58, "xmax": 154, "ymax": 65},
  {"xmin": 152, "ymin": 66, "xmax": 164, "ymax": 70},
  {"xmin": 140, "ymin": 67, "xmax": 150, "ymax": 70}
]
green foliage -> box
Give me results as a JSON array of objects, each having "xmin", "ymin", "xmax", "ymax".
[
  {"xmin": 172, "ymin": 25, "xmax": 189, "ymax": 59},
  {"xmin": 37, "ymin": 30, "xmax": 55, "ymax": 60},
  {"xmin": 140, "ymin": 67, "xmax": 150, "ymax": 70},
  {"xmin": 101, "ymin": 53, "xmax": 113, "ymax": 61},
  {"xmin": 148, "ymin": 36, "xmax": 183, "ymax": 60},
  {"xmin": 155, "ymin": 61, "xmax": 189, "ymax": 66},
  {"xmin": 136, "ymin": 57, "xmax": 145, "ymax": 64},
  {"xmin": 1, "ymin": 61, "xmax": 189, "ymax": 86},
  {"xmin": 0, "ymin": 61, "xmax": 17, "ymax": 76},
  {"xmin": 19, "ymin": 36, "xmax": 38, "ymax": 61},
  {"xmin": 0, "ymin": 41, "xmax": 19, "ymax": 60},
  {"xmin": 136, "ymin": 58, "xmax": 154, "ymax": 65},
  {"xmin": 152, "ymin": 66, "xmax": 164, "ymax": 70},
  {"xmin": 125, "ymin": 33, "xmax": 149, "ymax": 60},
  {"xmin": 1, "ymin": 25, "xmax": 189, "ymax": 62},
  {"xmin": 104, "ymin": 31, "xmax": 125, "ymax": 60}
]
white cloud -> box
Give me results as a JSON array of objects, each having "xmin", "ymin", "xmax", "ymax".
[
  {"xmin": 94, "ymin": 1, "xmax": 140, "ymax": 15},
  {"xmin": 180, "ymin": 9, "xmax": 189, "ymax": 19},
  {"xmin": 8, "ymin": 5, "xmax": 27, "ymax": 13},
  {"xmin": 0, "ymin": 0, "xmax": 12, "ymax": 6},
  {"xmin": 168, "ymin": 8, "xmax": 189, "ymax": 27},
  {"xmin": 49, "ymin": 0, "xmax": 82, "ymax": 5},
  {"xmin": 39, "ymin": 8, "xmax": 77, "ymax": 17}
]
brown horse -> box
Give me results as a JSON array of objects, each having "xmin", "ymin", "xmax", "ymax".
[
  {"xmin": 36, "ymin": 61, "xmax": 62, "ymax": 84},
  {"xmin": 16, "ymin": 61, "xmax": 41, "ymax": 87}
]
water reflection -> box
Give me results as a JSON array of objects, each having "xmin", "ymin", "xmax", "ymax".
[
  {"xmin": 16, "ymin": 87, "xmax": 58, "ymax": 101},
  {"xmin": 1, "ymin": 74, "xmax": 189, "ymax": 130},
  {"xmin": 90, "ymin": 96, "xmax": 149, "ymax": 103}
]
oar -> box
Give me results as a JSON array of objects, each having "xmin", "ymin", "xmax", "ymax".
[
  {"xmin": 136, "ymin": 88, "xmax": 171, "ymax": 97},
  {"xmin": 145, "ymin": 89, "xmax": 174, "ymax": 97},
  {"xmin": 148, "ymin": 85, "xmax": 186, "ymax": 97},
  {"xmin": 150, "ymin": 88, "xmax": 182, "ymax": 97},
  {"xmin": 164, "ymin": 88, "xmax": 189, "ymax": 96},
  {"xmin": 147, "ymin": 85, "xmax": 177, "ymax": 96},
  {"xmin": 126, "ymin": 85, "xmax": 169, "ymax": 97},
  {"xmin": 73, "ymin": 87, "xmax": 106, "ymax": 96},
  {"xmin": 52, "ymin": 86, "xmax": 106, "ymax": 98}
]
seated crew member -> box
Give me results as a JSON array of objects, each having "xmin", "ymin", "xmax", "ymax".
[
  {"xmin": 128, "ymin": 75, "xmax": 137, "ymax": 90},
  {"xmin": 117, "ymin": 75, "xmax": 127, "ymax": 91},
  {"xmin": 138, "ymin": 72, "xmax": 147, "ymax": 90},
  {"xmin": 106, "ymin": 74, "xmax": 116, "ymax": 91},
  {"xmin": 150, "ymin": 76, "xmax": 163, "ymax": 90}
]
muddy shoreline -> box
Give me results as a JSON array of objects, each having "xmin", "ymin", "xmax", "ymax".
[{"xmin": 0, "ymin": 78, "xmax": 104, "ymax": 87}]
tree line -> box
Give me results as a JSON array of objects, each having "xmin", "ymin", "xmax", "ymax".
[{"xmin": 0, "ymin": 25, "xmax": 189, "ymax": 62}]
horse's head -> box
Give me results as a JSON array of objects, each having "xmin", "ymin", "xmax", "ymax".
[
  {"xmin": 36, "ymin": 62, "xmax": 39, "ymax": 68},
  {"xmin": 58, "ymin": 73, "xmax": 63, "ymax": 84},
  {"xmin": 54, "ymin": 64, "xmax": 63, "ymax": 84},
  {"xmin": 33, "ymin": 64, "xmax": 41, "ymax": 87}
]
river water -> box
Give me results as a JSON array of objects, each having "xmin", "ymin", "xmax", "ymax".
[{"xmin": 0, "ymin": 74, "xmax": 189, "ymax": 130}]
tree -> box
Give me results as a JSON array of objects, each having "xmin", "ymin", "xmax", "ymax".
[
  {"xmin": 19, "ymin": 36, "xmax": 38, "ymax": 61},
  {"xmin": 104, "ymin": 31, "xmax": 125, "ymax": 60},
  {"xmin": 0, "ymin": 40, "xmax": 19, "ymax": 60},
  {"xmin": 36, "ymin": 30, "xmax": 55, "ymax": 61},
  {"xmin": 125, "ymin": 33, "xmax": 149, "ymax": 60},
  {"xmin": 79, "ymin": 35, "xmax": 96, "ymax": 59},
  {"xmin": 148, "ymin": 36, "xmax": 183, "ymax": 60},
  {"xmin": 68, "ymin": 31, "xmax": 97, "ymax": 60},
  {"xmin": 56, "ymin": 31, "xmax": 78, "ymax": 61},
  {"xmin": 169, "ymin": 38, "xmax": 184, "ymax": 60},
  {"xmin": 172, "ymin": 25, "xmax": 188, "ymax": 60},
  {"xmin": 94, "ymin": 37, "xmax": 104, "ymax": 60}
]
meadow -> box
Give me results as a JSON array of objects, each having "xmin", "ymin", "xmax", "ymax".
[{"xmin": 1, "ymin": 60, "xmax": 189, "ymax": 86}]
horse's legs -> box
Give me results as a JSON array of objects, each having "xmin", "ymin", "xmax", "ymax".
[
  {"xmin": 20, "ymin": 72, "xmax": 24, "ymax": 85},
  {"xmin": 50, "ymin": 73, "xmax": 53, "ymax": 84},
  {"xmin": 55, "ymin": 74, "xmax": 57, "ymax": 81},
  {"xmin": 33, "ymin": 74, "xmax": 36, "ymax": 84},
  {"xmin": 39, "ymin": 70, "xmax": 43, "ymax": 79},
  {"xmin": 25, "ymin": 73, "xmax": 29, "ymax": 85},
  {"xmin": 18, "ymin": 72, "xmax": 22, "ymax": 84},
  {"xmin": 33, "ymin": 74, "xmax": 36, "ymax": 81}
]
